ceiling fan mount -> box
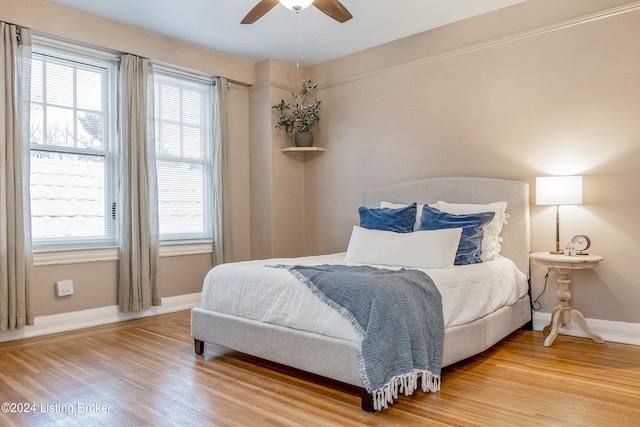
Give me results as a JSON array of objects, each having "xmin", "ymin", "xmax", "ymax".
[
  {"xmin": 241, "ymin": 0, "xmax": 353, "ymax": 24},
  {"xmin": 279, "ymin": 0, "xmax": 314, "ymax": 11}
]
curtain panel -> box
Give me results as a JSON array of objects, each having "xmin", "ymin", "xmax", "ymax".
[
  {"xmin": 118, "ymin": 54, "xmax": 160, "ymax": 313},
  {"xmin": 0, "ymin": 22, "xmax": 33, "ymax": 331},
  {"xmin": 212, "ymin": 77, "xmax": 231, "ymax": 265}
]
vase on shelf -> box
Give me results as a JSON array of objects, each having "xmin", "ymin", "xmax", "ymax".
[{"xmin": 294, "ymin": 131, "xmax": 313, "ymax": 147}]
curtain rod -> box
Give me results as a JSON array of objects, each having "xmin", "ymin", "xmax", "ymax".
[
  {"xmin": 1, "ymin": 19, "xmax": 24, "ymax": 41},
  {"xmin": 213, "ymin": 80, "xmax": 231, "ymax": 89}
]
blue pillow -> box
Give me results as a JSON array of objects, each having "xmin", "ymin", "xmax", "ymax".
[
  {"xmin": 358, "ymin": 203, "xmax": 416, "ymax": 233},
  {"xmin": 419, "ymin": 205, "xmax": 495, "ymax": 265}
]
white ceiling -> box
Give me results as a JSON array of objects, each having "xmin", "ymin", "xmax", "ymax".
[{"xmin": 45, "ymin": 0, "xmax": 525, "ymax": 67}]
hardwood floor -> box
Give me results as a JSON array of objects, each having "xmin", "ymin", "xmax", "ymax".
[{"xmin": 1, "ymin": 310, "xmax": 639, "ymax": 426}]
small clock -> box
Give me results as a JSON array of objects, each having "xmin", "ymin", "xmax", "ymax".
[{"xmin": 571, "ymin": 234, "xmax": 591, "ymax": 255}]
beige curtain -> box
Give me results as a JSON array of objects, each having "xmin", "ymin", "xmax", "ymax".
[
  {"xmin": 118, "ymin": 54, "xmax": 160, "ymax": 312},
  {"xmin": 212, "ymin": 77, "xmax": 231, "ymax": 265},
  {"xmin": 0, "ymin": 22, "xmax": 33, "ymax": 331}
]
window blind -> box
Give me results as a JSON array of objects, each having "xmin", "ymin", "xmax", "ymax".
[
  {"xmin": 30, "ymin": 42, "xmax": 118, "ymax": 248},
  {"xmin": 153, "ymin": 69, "xmax": 215, "ymax": 241}
]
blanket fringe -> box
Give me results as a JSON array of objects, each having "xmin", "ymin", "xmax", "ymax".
[{"xmin": 372, "ymin": 370, "xmax": 441, "ymax": 411}]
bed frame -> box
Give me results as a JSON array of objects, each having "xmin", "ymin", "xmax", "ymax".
[{"xmin": 191, "ymin": 177, "xmax": 532, "ymax": 411}]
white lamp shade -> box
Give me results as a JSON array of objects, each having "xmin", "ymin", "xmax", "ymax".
[
  {"xmin": 279, "ymin": 0, "xmax": 314, "ymax": 10},
  {"xmin": 536, "ymin": 176, "xmax": 583, "ymax": 205}
]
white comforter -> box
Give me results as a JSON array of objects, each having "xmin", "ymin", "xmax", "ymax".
[{"xmin": 200, "ymin": 253, "xmax": 528, "ymax": 342}]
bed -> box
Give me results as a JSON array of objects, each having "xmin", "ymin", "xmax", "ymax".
[{"xmin": 191, "ymin": 176, "xmax": 532, "ymax": 412}]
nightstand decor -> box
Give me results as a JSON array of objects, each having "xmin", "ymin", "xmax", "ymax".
[
  {"xmin": 536, "ymin": 176, "xmax": 583, "ymax": 254},
  {"xmin": 571, "ymin": 234, "xmax": 591, "ymax": 255}
]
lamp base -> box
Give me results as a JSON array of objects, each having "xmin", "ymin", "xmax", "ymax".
[{"xmin": 549, "ymin": 250, "xmax": 564, "ymax": 255}]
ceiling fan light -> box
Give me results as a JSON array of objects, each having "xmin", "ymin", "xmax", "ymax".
[{"xmin": 279, "ymin": 0, "xmax": 314, "ymax": 11}]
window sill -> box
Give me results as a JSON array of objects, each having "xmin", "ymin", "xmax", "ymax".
[
  {"xmin": 33, "ymin": 242, "xmax": 213, "ymax": 266},
  {"xmin": 160, "ymin": 242, "xmax": 213, "ymax": 257}
]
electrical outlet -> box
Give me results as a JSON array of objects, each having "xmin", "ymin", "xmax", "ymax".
[{"xmin": 55, "ymin": 280, "xmax": 74, "ymax": 297}]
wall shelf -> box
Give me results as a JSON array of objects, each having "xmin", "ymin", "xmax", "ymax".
[{"xmin": 281, "ymin": 147, "xmax": 326, "ymax": 153}]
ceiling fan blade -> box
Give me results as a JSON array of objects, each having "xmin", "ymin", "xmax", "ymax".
[
  {"xmin": 241, "ymin": 0, "xmax": 279, "ymax": 24},
  {"xmin": 313, "ymin": 0, "xmax": 353, "ymax": 23}
]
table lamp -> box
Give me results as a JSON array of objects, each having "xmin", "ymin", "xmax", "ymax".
[{"xmin": 536, "ymin": 176, "xmax": 583, "ymax": 254}]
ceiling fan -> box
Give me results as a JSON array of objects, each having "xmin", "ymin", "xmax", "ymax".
[{"xmin": 241, "ymin": 0, "xmax": 353, "ymax": 24}]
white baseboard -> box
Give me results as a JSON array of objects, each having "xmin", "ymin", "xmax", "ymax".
[
  {"xmin": 4, "ymin": 302, "xmax": 638, "ymax": 347},
  {"xmin": 0, "ymin": 292, "xmax": 201, "ymax": 343},
  {"xmin": 533, "ymin": 312, "xmax": 640, "ymax": 346}
]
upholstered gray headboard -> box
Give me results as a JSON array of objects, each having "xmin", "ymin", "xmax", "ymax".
[{"xmin": 363, "ymin": 177, "xmax": 531, "ymax": 277}]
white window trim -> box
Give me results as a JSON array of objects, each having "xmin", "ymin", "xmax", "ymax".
[
  {"xmin": 152, "ymin": 62, "xmax": 213, "ymax": 84},
  {"xmin": 30, "ymin": 36, "xmax": 120, "ymax": 249},
  {"xmin": 32, "ymin": 33, "xmax": 121, "ymax": 63},
  {"xmin": 33, "ymin": 242, "xmax": 213, "ymax": 266},
  {"xmin": 153, "ymin": 67, "xmax": 215, "ymax": 242},
  {"xmin": 27, "ymin": 36, "xmax": 219, "ymax": 259},
  {"xmin": 159, "ymin": 241, "xmax": 214, "ymax": 257}
]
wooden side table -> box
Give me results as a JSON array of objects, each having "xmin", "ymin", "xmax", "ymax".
[{"xmin": 529, "ymin": 252, "xmax": 605, "ymax": 347}]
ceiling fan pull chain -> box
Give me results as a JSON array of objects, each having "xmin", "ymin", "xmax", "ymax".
[{"xmin": 296, "ymin": 8, "xmax": 303, "ymax": 68}]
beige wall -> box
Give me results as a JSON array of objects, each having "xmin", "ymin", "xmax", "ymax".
[
  {"xmin": 249, "ymin": 60, "xmax": 307, "ymax": 260},
  {"xmin": 33, "ymin": 255, "xmax": 213, "ymax": 316},
  {"xmin": 2, "ymin": 0, "xmax": 639, "ymax": 329},
  {"xmin": 1, "ymin": 0, "xmax": 254, "ymax": 84},
  {"xmin": 304, "ymin": 0, "xmax": 640, "ymax": 324},
  {"xmin": 1, "ymin": 0, "xmax": 252, "ymax": 316}
]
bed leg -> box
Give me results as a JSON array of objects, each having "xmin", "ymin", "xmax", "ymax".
[
  {"xmin": 194, "ymin": 339, "xmax": 204, "ymax": 355},
  {"xmin": 360, "ymin": 389, "xmax": 375, "ymax": 412}
]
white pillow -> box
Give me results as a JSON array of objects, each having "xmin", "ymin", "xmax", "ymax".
[
  {"xmin": 345, "ymin": 225, "xmax": 462, "ymax": 269},
  {"xmin": 434, "ymin": 201, "xmax": 508, "ymax": 261}
]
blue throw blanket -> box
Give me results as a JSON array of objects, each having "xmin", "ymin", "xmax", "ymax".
[{"xmin": 276, "ymin": 264, "xmax": 444, "ymax": 410}]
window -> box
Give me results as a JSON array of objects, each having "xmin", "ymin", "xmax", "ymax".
[
  {"xmin": 29, "ymin": 41, "xmax": 118, "ymax": 249},
  {"xmin": 153, "ymin": 69, "xmax": 214, "ymax": 241}
]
